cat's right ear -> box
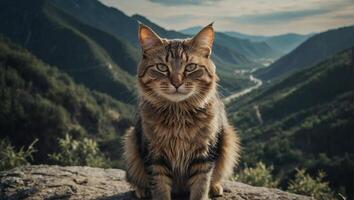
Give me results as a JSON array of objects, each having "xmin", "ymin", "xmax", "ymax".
[{"xmin": 138, "ymin": 23, "xmax": 163, "ymax": 50}]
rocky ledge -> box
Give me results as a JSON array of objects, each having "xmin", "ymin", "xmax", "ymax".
[{"xmin": 0, "ymin": 165, "xmax": 312, "ymax": 200}]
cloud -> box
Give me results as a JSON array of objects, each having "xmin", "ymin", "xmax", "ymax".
[
  {"xmin": 222, "ymin": 0, "xmax": 354, "ymax": 25},
  {"xmin": 147, "ymin": 0, "xmax": 221, "ymax": 6},
  {"xmin": 232, "ymin": 8, "xmax": 333, "ymax": 24},
  {"xmin": 99, "ymin": 0, "xmax": 354, "ymax": 35}
]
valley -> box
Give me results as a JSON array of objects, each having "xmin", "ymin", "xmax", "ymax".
[
  {"xmin": 0, "ymin": 0, "xmax": 353, "ymax": 199},
  {"xmin": 223, "ymin": 73, "xmax": 263, "ymax": 104}
]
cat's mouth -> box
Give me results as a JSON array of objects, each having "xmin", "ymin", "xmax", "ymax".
[
  {"xmin": 161, "ymin": 90, "xmax": 193, "ymax": 102},
  {"xmin": 169, "ymin": 90, "xmax": 188, "ymax": 95}
]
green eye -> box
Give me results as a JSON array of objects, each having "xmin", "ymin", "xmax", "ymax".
[
  {"xmin": 185, "ymin": 63, "xmax": 198, "ymax": 72},
  {"xmin": 156, "ymin": 64, "xmax": 168, "ymax": 72}
]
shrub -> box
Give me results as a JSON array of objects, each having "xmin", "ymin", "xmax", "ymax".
[
  {"xmin": 287, "ymin": 169, "xmax": 337, "ymax": 200},
  {"xmin": 0, "ymin": 138, "xmax": 37, "ymax": 171},
  {"xmin": 48, "ymin": 134, "xmax": 110, "ymax": 168},
  {"xmin": 234, "ymin": 162, "xmax": 279, "ymax": 188}
]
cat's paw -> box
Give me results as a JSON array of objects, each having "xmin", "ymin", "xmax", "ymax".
[
  {"xmin": 134, "ymin": 187, "xmax": 148, "ymax": 199},
  {"xmin": 210, "ymin": 183, "xmax": 223, "ymax": 197}
]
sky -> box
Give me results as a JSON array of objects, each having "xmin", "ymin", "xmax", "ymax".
[{"xmin": 98, "ymin": 0, "xmax": 354, "ymax": 36}]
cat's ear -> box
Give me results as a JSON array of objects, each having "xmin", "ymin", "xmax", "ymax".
[
  {"xmin": 138, "ymin": 23, "xmax": 163, "ymax": 50},
  {"xmin": 191, "ymin": 23, "xmax": 215, "ymax": 57}
]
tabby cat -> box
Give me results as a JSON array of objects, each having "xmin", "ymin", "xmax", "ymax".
[{"xmin": 124, "ymin": 23, "xmax": 240, "ymax": 200}]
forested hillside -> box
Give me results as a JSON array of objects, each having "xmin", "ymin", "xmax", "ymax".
[
  {"xmin": 256, "ymin": 26, "xmax": 354, "ymax": 80},
  {"xmin": 52, "ymin": 0, "xmax": 276, "ymax": 66},
  {"xmin": 0, "ymin": 0, "xmax": 137, "ymax": 103},
  {"xmin": 228, "ymin": 48, "xmax": 354, "ymax": 198},
  {"xmin": 264, "ymin": 33, "xmax": 312, "ymax": 54},
  {"xmin": 52, "ymin": 0, "xmax": 257, "ymax": 71},
  {"xmin": 0, "ymin": 37, "xmax": 132, "ymax": 166}
]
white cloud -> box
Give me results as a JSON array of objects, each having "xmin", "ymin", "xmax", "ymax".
[{"xmin": 98, "ymin": 0, "xmax": 354, "ymax": 35}]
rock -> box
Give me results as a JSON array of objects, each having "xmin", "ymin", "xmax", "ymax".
[{"xmin": 0, "ymin": 165, "xmax": 312, "ymax": 200}]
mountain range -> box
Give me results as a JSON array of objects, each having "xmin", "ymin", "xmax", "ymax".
[
  {"xmin": 0, "ymin": 0, "xmax": 353, "ymax": 198},
  {"xmin": 52, "ymin": 0, "xmax": 280, "ymax": 64},
  {"xmin": 256, "ymin": 25, "xmax": 354, "ymax": 81},
  {"xmin": 181, "ymin": 26, "xmax": 312, "ymax": 54},
  {"xmin": 0, "ymin": 0, "xmax": 137, "ymax": 103},
  {"xmin": 0, "ymin": 0, "xmax": 280, "ymax": 97},
  {"xmin": 228, "ymin": 48, "xmax": 354, "ymax": 198},
  {"xmin": 0, "ymin": 36, "xmax": 133, "ymax": 165}
]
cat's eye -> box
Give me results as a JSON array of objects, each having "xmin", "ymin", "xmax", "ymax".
[
  {"xmin": 156, "ymin": 64, "xmax": 168, "ymax": 72},
  {"xmin": 185, "ymin": 63, "xmax": 198, "ymax": 72}
]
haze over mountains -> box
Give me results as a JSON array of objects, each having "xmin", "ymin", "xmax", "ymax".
[
  {"xmin": 0, "ymin": 0, "xmax": 353, "ymax": 198},
  {"xmin": 256, "ymin": 26, "xmax": 354, "ymax": 81},
  {"xmin": 181, "ymin": 26, "xmax": 313, "ymax": 54},
  {"xmin": 0, "ymin": 0, "xmax": 282, "ymax": 97}
]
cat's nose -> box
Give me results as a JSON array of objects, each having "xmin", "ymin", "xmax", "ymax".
[
  {"xmin": 171, "ymin": 74, "xmax": 183, "ymax": 88},
  {"xmin": 171, "ymin": 82, "xmax": 183, "ymax": 89}
]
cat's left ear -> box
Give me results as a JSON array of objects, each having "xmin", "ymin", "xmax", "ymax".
[
  {"xmin": 138, "ymin": 23, "xmax": 163, "ymax": 50},
  {"xmin": 191, "ymin": 23, "xmax": 215, "ymax": 57}
]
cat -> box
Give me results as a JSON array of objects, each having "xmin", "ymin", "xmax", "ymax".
[{"xmin": 123, "ymin": 23, "xmax": 240, "ymax": 200}]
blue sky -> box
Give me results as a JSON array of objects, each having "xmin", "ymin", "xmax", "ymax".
[{"xmin": 99, "ymin": 0, "xmax": 354, "ymax": 36}]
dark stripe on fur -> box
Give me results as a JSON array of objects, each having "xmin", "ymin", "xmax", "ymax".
[
  {"xmin": 188, "ymin": 165, "xmax": 213, "ymax": 179},
  {"xmin": 189, "ymin": 130, "xmax": 222, "ymax": 167}
]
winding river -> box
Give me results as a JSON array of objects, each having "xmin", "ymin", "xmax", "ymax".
[{"xmin": 223, "ymin": 74, "xmax": 263, "ymax": 104}]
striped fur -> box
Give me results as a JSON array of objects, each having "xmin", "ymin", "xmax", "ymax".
[{"xmin": 124, "ymin": 23, "xmax": 240, "ymax": 200}]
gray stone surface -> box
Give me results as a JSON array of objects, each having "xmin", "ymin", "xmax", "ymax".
[{"xmin": 0, "ymin": 165, "xmax": 313, "ymax": 200}]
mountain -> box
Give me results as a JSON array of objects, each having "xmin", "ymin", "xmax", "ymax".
[
  {"xmin": 185, "ymin": 27, "xmax": 312, "ymax": 54},
  {"xmin": 47, "ymin": 0, "xmax": 263, "ymax": 94},
  {"xmin": 0, "ymin": 0, "xmax": 138, "ymax": 103},
  {"xmin": 227, "ymin": 48, "xmax": 354, "ymax": 198},
  {"xmin": 222, "ymin": 31, "xmax": 268, "ymax": 42},
  {"xmin": 214, "ymin": 32, "xmax": 282, "ymax": 60},
  {"xmin": 181, "ymin": 27, "xmax": 267, "ymax": 42},
  {"xmin": 256, "ymin": 26, "xmax": 354, "ymax": 81},
  {"xmin": 179, "ymin": 26, "xmax": 202, "ymax": 35},
  {"xmin": 0, "ymin": 36, "xmax": 133, "ymax": 165},
  {"xmin": 264, "ymin": 33, "xmax": 312, "ymax": 54},
  {"xmin": 224, "ymin": 32, "xmax": 312, "ymax": 54},
  {"xmin": 52, "ymin": 0, "xmax": 279, "ymax": 63},
  {"xmin": 51, "ymin": 0, "xmax": 261, "ymax": 67},
  {"xmin": 180, "ymin": 25, "xmax": 282, "ymax": 60},
  {"xmin": 51, "ymin": 0, "xmax": 140, "ymax": 46}
]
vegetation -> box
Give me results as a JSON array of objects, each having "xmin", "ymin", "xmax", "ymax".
[
  {"xmin": 0, "ymin": 36, "xmax": 132, "ymax": 167},
  {"xmin": 234, "ymin": 162, "xmax": 339, "ymax": 200},
  {"xmin": 49, "ymin": 134, "xmax": 110, "ymax": 168},
  {"xmin": 0, "ymin": 138, "xmax": 37, "ymax": 171},
  {"xmin": 234, "ymin": 162, "xmax": 279, "ymax": 188},
  {"xmin": 51, "ymin": 0, "xmax": 263, "ymax": 95},
  {"xmin": 0, "ymin": 0, "xmax": 352, "ymax": 198},
  {"xmin": 256, "ymin": 26, "xmax": 354, "ymax": 80},
  {"xmin": 288, "ymin": 169, "xmax": 336, "ymax": 200},
  {"xmin": 228, "ymin": 49, "xmax": 354, "ymax": 198},
  {"xmin": 0, "ymin": 0, "xmax": 137, "ymax": 103}
]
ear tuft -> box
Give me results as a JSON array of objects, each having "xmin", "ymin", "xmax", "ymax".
[
  {"xmin": 138, "ymin": 23, "xmax": 162, "ymax": 50},
  {"xmin": 191, "ymin": 23, "xmax": 215, "ymax": 54}
]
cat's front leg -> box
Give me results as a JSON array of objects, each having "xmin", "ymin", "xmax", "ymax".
[
  {"xmin": 149, "ymin": 163, "xmax": 173, "ymax": 200},
  {"xmin": 188, "ymin": 161, "xmax": 213, "ymax": 200}
]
